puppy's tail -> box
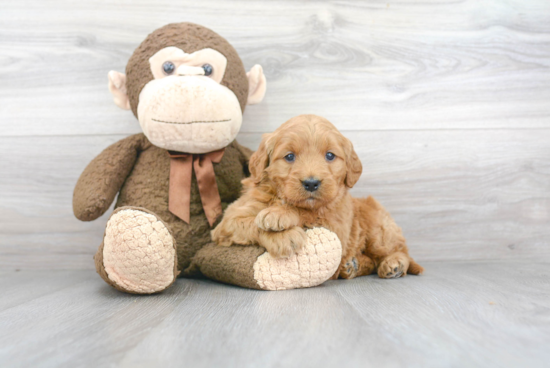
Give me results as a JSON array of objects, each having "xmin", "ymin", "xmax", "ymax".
[{"xmin": 408, "ymin": 258, "xmax": 424, "ymax": 275}]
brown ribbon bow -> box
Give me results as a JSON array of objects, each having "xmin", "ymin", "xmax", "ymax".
[{"xmin": 167, "ymin": 148, "xmax": 225, "ymax": 227}]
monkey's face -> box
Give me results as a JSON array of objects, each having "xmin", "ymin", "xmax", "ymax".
[
  {"xmin": 108, "ymin": 23, "xmax": 266, "ymax": 154},
  {"xmin": 137, "ymin": 47, "xmax": 242, "ymax": 153}
]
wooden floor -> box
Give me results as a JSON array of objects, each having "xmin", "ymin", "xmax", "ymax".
[{"xmin": 1, "ymin": 262, "xmax": 549, "ymax": 368}]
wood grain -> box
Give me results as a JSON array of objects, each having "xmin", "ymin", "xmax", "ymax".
[
  {"xmin": 1, "ymin": 128, "xmax": 548, "ymax": 270},
  {"xmin": 1, "ymin": 0, "xmax": 550, "ymax": 136},
  {"xmin": 0, "ymin": 0, "xmax": 549, "ymax": 268},
  {"xmin": 0, "ymin": 263, "xmax": 549, "ymax": 367}
]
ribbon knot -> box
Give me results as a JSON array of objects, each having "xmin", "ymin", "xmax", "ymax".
[{"xmin": 167, "ymin": 148, "xmax": 225, "ymax": 226}]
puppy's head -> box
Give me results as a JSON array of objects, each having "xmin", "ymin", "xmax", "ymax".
[{"xmin": 248, "ymin": 114, "xmax": 362, "ymax": 209}]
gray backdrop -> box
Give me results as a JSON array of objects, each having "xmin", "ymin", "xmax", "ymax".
[{"xmin": 1, "ymin": 0, "xmax": 549, "ymax": 270}]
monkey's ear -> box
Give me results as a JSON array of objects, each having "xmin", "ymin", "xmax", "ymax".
[
  {"xmin": 248, "ymin": 133, "xmax": 272, "ymax": 184},
  {"xmin": 108, "ymin": 71, "xmax": 131, "ymax": 110},
  {"xmin": 246, "ymin": 65, "xmax": 267, "ymax": 105}
]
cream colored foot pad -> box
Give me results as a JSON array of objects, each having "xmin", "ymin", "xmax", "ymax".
[
  {"xmin": 253, "ymin": 227, "xmax": 342, "ymax": 291},
  {"xmin": 103, "ymin": 209, "xmax": 176, "ymax": 294}
]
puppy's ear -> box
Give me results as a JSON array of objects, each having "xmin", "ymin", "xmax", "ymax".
[
  {"xmin": 344, "ymin": 138, "xmax": 362, "ymax": 188},
  {"xmin": 249, "ymin": 133, "xmax": 272, "ymax": 184}
]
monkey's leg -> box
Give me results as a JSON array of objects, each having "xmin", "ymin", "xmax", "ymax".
[
  {"xmin": 94, "ymin": 206, "xmax": 179, "ymax": 294},
  {"xmin": 186, "ymin": 228, "xmax": 342, "ymax": 291},
  {"xmin": 339, "ymin": 253, "xmax": 376, "ymax": 280}
]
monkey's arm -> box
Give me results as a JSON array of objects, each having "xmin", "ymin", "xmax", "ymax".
[{"xmin": 73, "ymin": 134, "xmax": 145, "ymax": 221}]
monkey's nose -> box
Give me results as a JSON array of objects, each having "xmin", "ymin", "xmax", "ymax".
[
  {"xmin": 302, "ymin": 179, "xmax": 321, "ymax": 192},
  {"xmin": 177, "ymin": 65, "xmax": 205, "ymax": 76}
]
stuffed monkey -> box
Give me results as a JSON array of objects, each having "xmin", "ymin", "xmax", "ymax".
[{"xmin": 73, "ymin": 23, "xmax": 342, "ymax": 293}]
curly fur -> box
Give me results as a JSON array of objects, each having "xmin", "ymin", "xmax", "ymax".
[{"xmin": 212, "ymin": 114, "xmax": 423, "ymax": 279}]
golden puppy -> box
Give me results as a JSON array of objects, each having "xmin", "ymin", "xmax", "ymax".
[{"xmin": 212, "ymin": 114, "xmax": 423, "ymax": 279}]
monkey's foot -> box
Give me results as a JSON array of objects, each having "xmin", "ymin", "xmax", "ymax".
[
  {"xmin": 187, "ymin": 228, "xmax": 341, "ymax": 291},
  {"xmin": 253, "ymin": 228, "xmax": 342, "ymax": 290},
  {"xmin": 95, "ymin": 207, "xmax": 178, "ymax": 294}
]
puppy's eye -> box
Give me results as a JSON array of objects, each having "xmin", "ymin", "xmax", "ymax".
[
  {"xmin": 202, "ymin": 64, "xmax": 213, "ymax": 76},
  {"xmin": 325, "ymin": 152, "xmax": 336, "ymax": 161},
  {"xmin": 162, "ymin": 61, "xmax": 175, "ymax": 75},
  {"xmin": 284, "ymin": 153, "xmax": 296, "ymax": 163}
]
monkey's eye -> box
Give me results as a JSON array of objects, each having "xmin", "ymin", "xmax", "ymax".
[
  {"xmin": 162, "ymin": 61, "xmax": 175, "ymax": 75},
  {"xmin": 202, "ymin": 64, "xmax": 213, "ymax": 76},
  {"xmin": 325, "ymin": 152, "xmax": 336, "ymax": 161},
  {"xmin": 284, "ymin": 153, "xmax": 296, "ymax": 163}
]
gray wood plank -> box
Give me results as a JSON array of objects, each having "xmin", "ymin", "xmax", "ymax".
[
  {"xmin": 1, "ymin": 128, "xmax": 549, "ymax": 269},
  {"xmin": 0, "ymin": 262, "xmax": 548, "ymax": 368},
  {"xmin": 0, "ymin": 270, "xmax": 91, "ymax": 312},
  {"xmin": 1, "ymin": 0, "xmax": 549, "ymax": 137}
]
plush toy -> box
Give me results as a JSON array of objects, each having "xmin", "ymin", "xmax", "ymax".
[{"xmin": 73, "ymin": 23, "xmax": 342, "ymax": 293}]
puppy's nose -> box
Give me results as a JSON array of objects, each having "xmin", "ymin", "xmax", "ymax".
[{"xmin": 302, "ymin": 179, "xmax": 321, "ymax": 192}]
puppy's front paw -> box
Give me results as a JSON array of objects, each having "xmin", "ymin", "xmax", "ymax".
[
  {"xmin": 258, "ymin": 226, "xmax": 307, "ymax": 258},
  {"xmin": 255, "ymin": 207, "xmax": 299, "ymax": 232},
  {"xmin": 211, "ymin": 226, "xmax": 233, "ymax": 247}
]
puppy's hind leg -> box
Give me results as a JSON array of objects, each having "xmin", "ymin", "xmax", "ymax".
[
  {"xmin": 378, "ymin": 253, "xmax": 424, "ymax": 278},
  {"xmin": 378, "ymin": 252, "xmax": 421, "ymax": 279},
  {"xmin": 340, "ymin": 253, "xmax": 376, "ymax": 279}
]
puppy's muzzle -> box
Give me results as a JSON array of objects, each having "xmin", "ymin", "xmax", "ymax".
[{"xmin": 302, "ymin": 178, "xmax": 321, "ymax": 192}]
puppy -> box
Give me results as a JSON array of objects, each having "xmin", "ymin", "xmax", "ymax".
[{"xmin": 212, "ymin": 114, "xmax": 423, "ymax": 279}]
